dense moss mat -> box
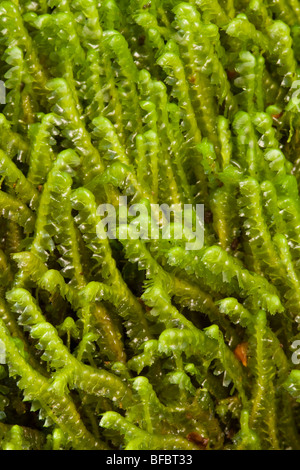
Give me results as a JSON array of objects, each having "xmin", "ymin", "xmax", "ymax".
[{"xmin": 2, "ymin": 0, "xmax": 300, "ymax": 450}]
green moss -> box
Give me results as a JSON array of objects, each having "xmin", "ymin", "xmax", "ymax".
[{"xmin": 0, "ymin": 0, "xmax": 300, "ymax": 450}]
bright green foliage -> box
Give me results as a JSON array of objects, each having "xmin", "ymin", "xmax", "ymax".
[{"xmin": 1, "ymin": 0, "xmax": 300, "ymax": 451}]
